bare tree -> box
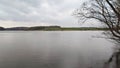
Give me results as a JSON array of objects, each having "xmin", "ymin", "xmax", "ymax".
[
  {"xmin": 74, "ymin": 0, "xmax": 120, "ymax": 41},
  {"xmin": 74, "ymin": 0, "xmax": 120, "ymax": 68}
]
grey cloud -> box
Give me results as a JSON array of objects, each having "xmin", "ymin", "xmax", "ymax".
[
  {"xmin": 0, "ymin": 0, "xmax": 41, "ymax": 21},
  {"xmin": 1, "ymin": 0, "xmax": 40, "ymax": 13},
  {"xmin": 0, "ymin": 0, "xmax": 83, "ymax": 27},
  {"xmin": 47, "ymin": 0, "xmax": 64, "ymax": 5}
]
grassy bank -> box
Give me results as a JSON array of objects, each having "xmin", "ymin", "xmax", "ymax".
[{"xmin": 60, "ymin": 27, "xmax": 109, "ymax": 31}]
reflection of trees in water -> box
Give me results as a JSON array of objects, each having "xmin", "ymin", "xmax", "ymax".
[{"xmin": 104, "ymin": 47, "xmax": 120, "ymax": 68}]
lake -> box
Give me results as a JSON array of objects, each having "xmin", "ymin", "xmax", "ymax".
[{"xmin": 0, "ymin": 31, "xmax": 114, "ymax": 68}]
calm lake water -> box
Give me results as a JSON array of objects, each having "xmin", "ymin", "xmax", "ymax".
[{"xmin": 0, "ymin": 31, "xmax": 114, "ymax": 68}]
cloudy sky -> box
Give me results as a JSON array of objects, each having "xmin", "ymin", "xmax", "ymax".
[{"xmin": 0, "ymin": 0, "xmax": 97, "ymax": 27}]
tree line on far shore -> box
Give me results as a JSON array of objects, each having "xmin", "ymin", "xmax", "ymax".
[{"xmin": 0, "ymin": 26, "xmax": 110, "ymax": 31}]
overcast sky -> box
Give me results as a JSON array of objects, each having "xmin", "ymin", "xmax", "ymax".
[{"xmin": 0, "ymin": 0, "xmax": 99, "ymax": 27}]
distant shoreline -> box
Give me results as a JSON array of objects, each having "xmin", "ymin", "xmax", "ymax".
[{"xmin": 0, "ymin": 26, "xmax": 109, "ymax": 31}]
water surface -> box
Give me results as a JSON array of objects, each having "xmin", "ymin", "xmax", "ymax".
[{"xmin": 0, "ymin": 31, "xmax": 114, "ymax": 68}]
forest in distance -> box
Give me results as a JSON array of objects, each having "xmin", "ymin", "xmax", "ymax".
[{"xmin": 0, "ymin": 26, "xmax": 109, "ymax": 31}]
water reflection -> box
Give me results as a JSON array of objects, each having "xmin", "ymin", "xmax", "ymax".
[{"xmin": 0, "ymin": 31, "xmax": 114, "ymax": 68}]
